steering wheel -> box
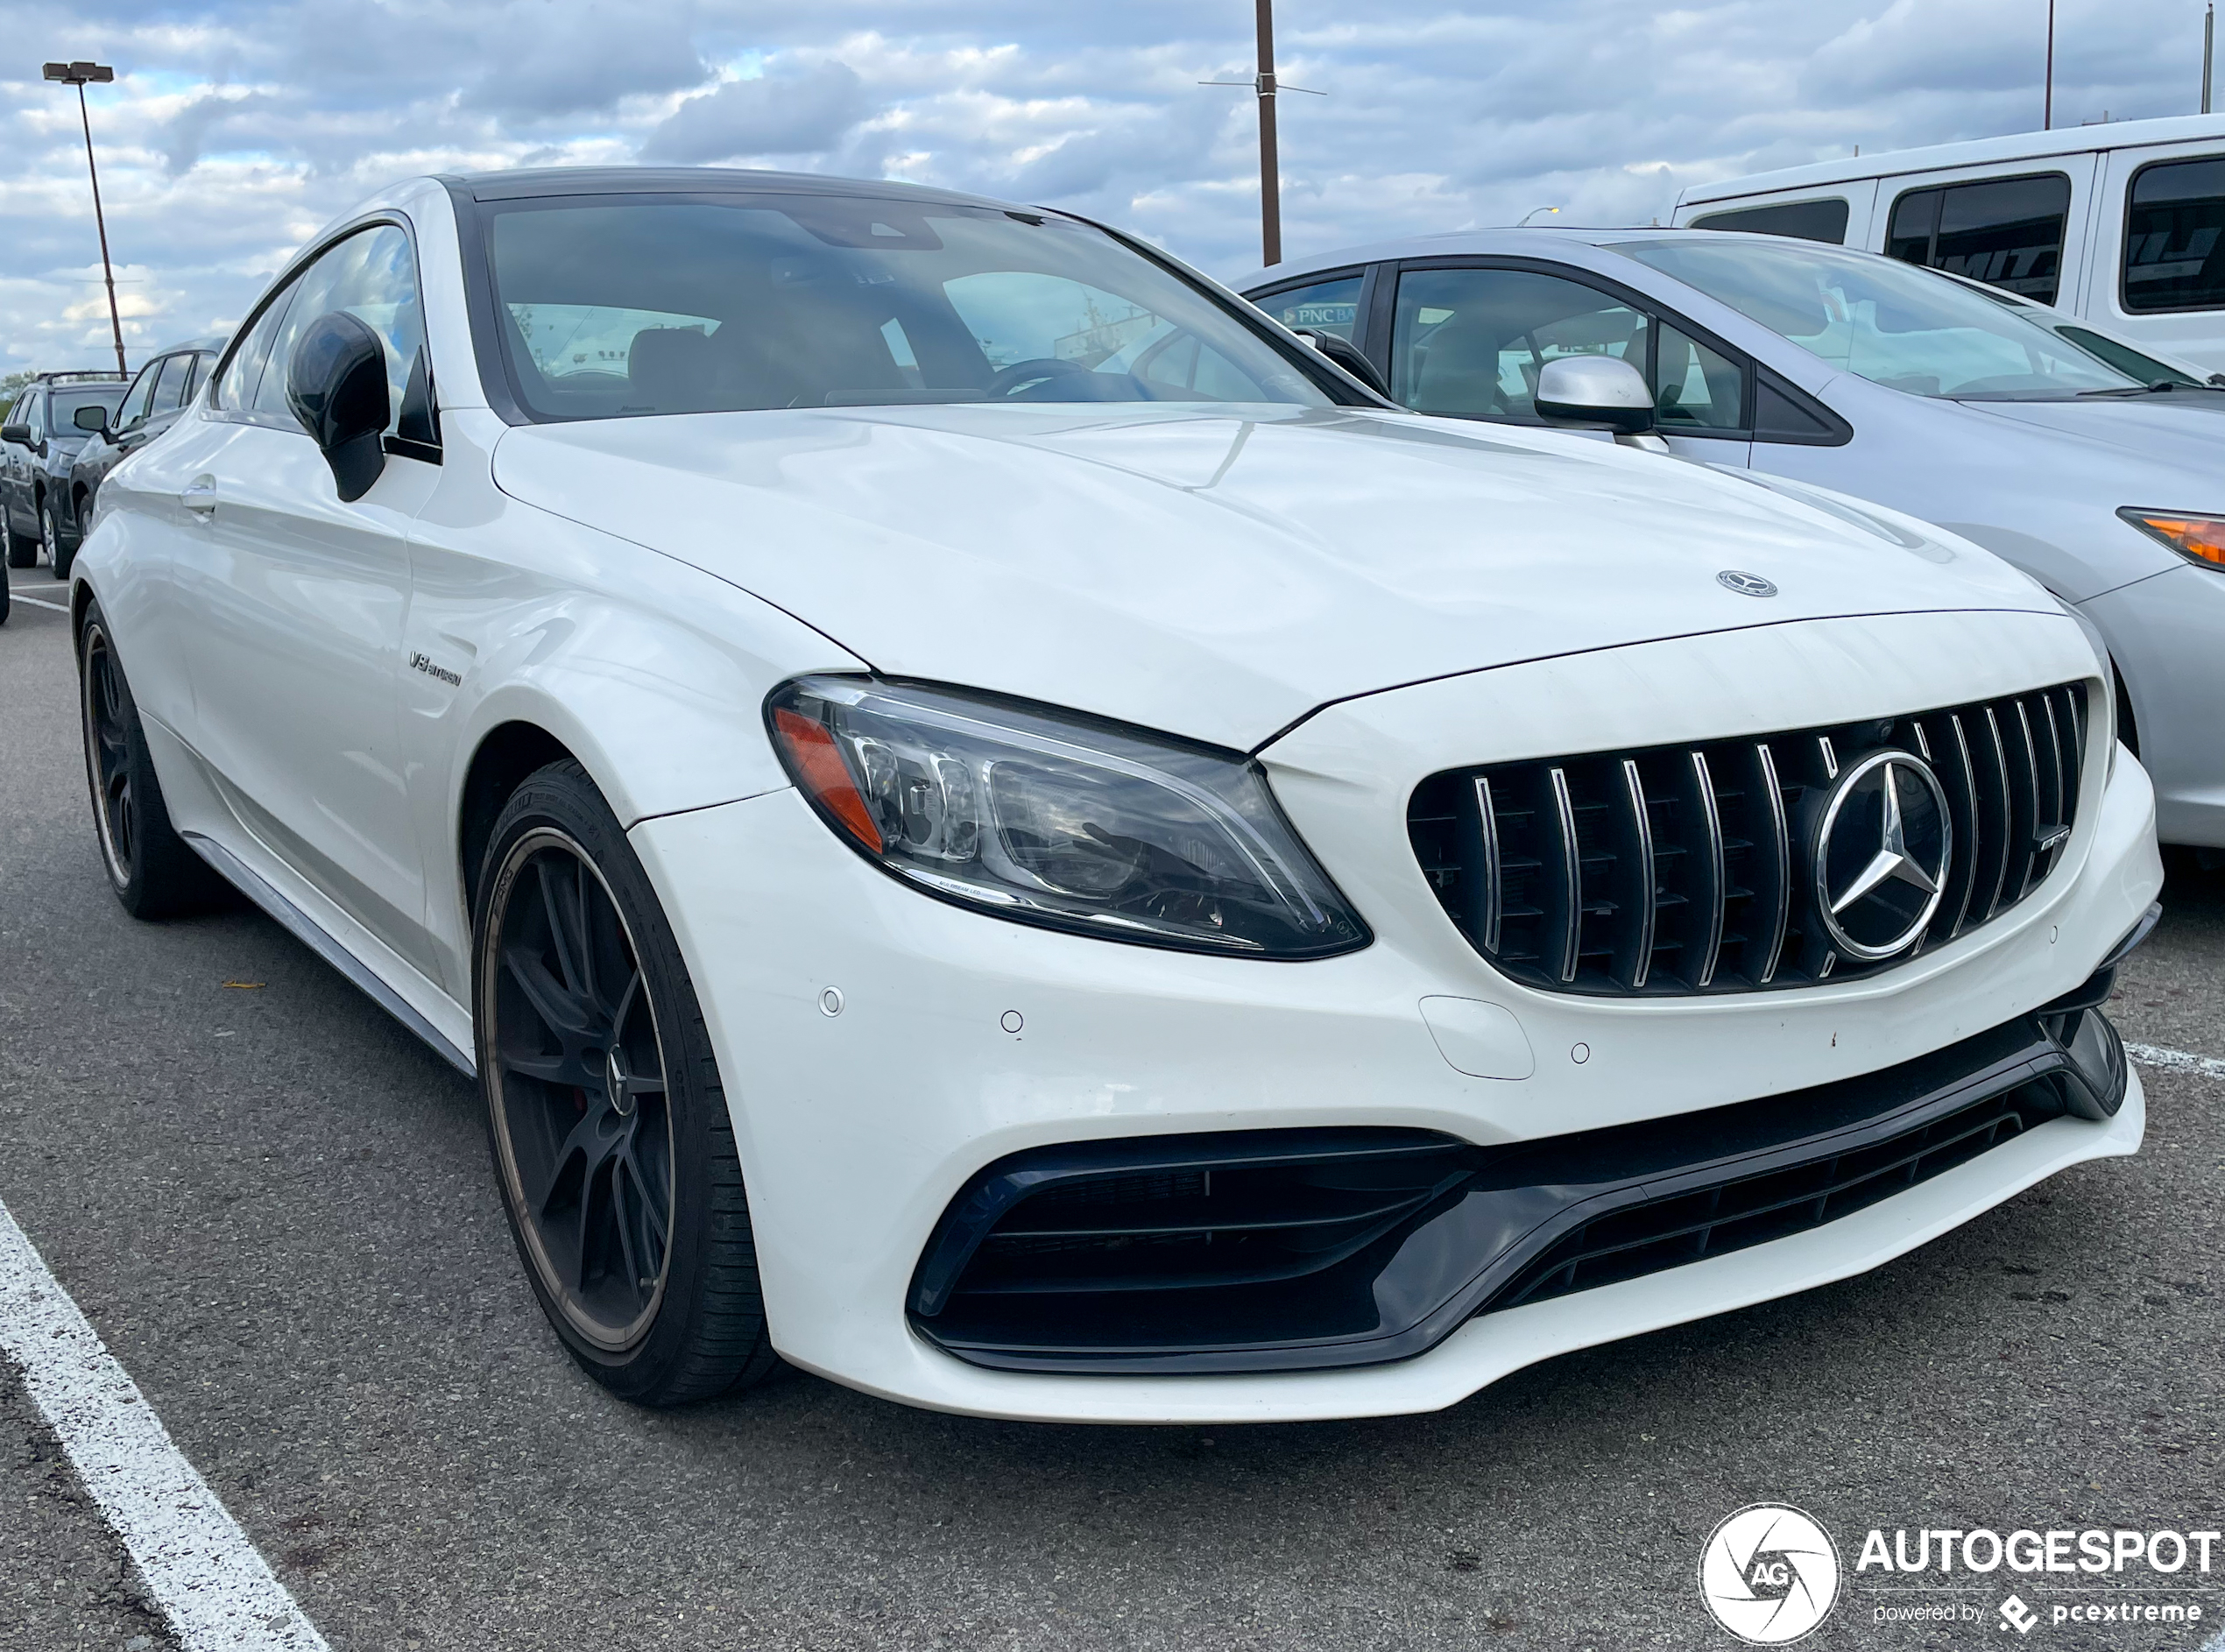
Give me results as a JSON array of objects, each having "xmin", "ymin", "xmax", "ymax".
[{"xmin": 985, "ymin": 357, "xmax": 1094, "ymax": 399}]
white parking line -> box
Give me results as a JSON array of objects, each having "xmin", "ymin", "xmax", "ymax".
[
  {"xmin": 0, "ymin": 1197, "xmax": 329, "ymax": 1652},
  {"xmin": 8, "ymin": 590, "xmax": 68, "ymax": 612},
  {"xmin": 2126, "ymin": 1042, "xmax": 2225, "ymax": 1082}
]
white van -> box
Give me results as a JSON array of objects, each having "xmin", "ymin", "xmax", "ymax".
[{"xmin": 1674, "ymin": 114, "xmax": 2225, "ymax": 371}]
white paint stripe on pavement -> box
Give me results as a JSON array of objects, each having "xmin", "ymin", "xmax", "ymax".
[
  {"xmin": 0, "ymin": 1196, "xmax": 329, "ymax": 1652},
  {"xmin": 2126, "ymin": 1042, "xmax": 2225, "ymax": 1082},
  {"xmin": 9, "ymin": 591, "xmax": 68, "ymax": 612}
]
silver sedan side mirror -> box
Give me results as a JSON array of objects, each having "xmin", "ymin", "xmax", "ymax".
[{"xmin": 1534, "ymin": 356, "xmax": 1666, "ymax": 451}]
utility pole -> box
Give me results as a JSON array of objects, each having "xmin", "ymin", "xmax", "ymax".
[
  {"xmin": 2044, "ymin": 0, "xmax": 2056, "ymax": 129},
  {"xmin": 1202, "ymin": 2, "xmax": 1324, "ymax": 269},
  {"xmin": 43, "ymin": 60, "xmax": 126, "ymax": 375},
  {"xmin": 1254, "ymin": 0, "xmax": 1281, "ymax": 267}
]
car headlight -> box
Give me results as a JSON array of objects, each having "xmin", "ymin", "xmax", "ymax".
[
  {"xmin": 766, "ymin": 676, "xmax": 1369, "ymax": 958},
  {"xmin": 2118, "ymin": 507, "xmax": 2225, "ymax": 571}
]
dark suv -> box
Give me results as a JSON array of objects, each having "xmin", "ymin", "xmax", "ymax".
[
  {"xmin": 1, "ymin": 370, "xmax": 129, "ymax": 578},
  {"xmin": 57, "ymin": 339, "xmax": 226, "ymax": 579}
]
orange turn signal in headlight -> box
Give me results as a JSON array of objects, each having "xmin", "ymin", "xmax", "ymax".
[
  {"xmin": 2119, "ymin": 507, "xmax": 2225, "ymax": 569},
  {"xmin": 771, "ymin": 705, "xmax": 885, "ymax": 852}
]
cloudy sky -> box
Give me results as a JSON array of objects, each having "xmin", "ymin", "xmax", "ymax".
[{"xmin": 0, "ymin": 0, "xmax": 2213, "ymax": 373}]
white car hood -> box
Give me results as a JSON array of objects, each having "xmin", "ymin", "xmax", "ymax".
[{"xmin": 493, "ymin": 404, "xmax": 2057, "ymax": 751}]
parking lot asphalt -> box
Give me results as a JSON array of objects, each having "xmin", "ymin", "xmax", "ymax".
[{"xmin": 3, "ymin": 575, "xmax": 2222, "ymax": 1651}]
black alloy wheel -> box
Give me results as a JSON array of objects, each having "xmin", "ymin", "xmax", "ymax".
[
  {"xmin": 44, "ymin": 496, "xmax": 71, "ymax": 579},
  {"xmin": 489, "ymin": 829, "xmax": 675, "ymax": 1349},
  {"xmin": 83, "ymin": 623, "xmax": 138, "ymax": 886},
  {"xmin": 475, "ymin": 761, "xmax": 776, "ymax": 1405},
  {"xmin": 77, "ymin": 604, "xmax": 221, "ymax": 918}
]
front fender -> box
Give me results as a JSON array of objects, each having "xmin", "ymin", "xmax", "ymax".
[{"xmin": 403, "ymin": 465, "xmax": 865, "ymax": 996}]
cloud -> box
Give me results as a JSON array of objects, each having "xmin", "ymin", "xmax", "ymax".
[
  {"xmin": 0, "ymin": 0, "xmax": 2214, "ymax": 372},
  {"xmin": 642, "ymin": 61, "xmax": 871, "ymax": 160},
  {"xmin": 458, "ymin": 4, "xmax": 711, "ymax": 118}
]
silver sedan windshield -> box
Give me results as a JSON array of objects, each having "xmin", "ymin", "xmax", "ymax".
[{"xmin": 1617, "ymin": 237, "xmax": 2142, "ymax": 400}]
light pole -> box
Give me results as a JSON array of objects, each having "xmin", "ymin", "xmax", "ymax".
[
  {"xmin": 2204, "ymin": 4, "xmax": 2214, "ymax": 116},
  {"xmin": 1202, "ymin": 1, "xmax": 1324, "ymax": 268},
  {"xmin": 42, "ymin": 60, "xmax": 127, "ymax": 375},
  {"xmin": 2043, "ymin": 0, "xmax": 2056, "ymax": 129}
]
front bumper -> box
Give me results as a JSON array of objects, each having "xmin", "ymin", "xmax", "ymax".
[
  {"xmin": 2082, "ymin": 564, "xmax": 2225, "ymax": 848},
  {"xmin": 909, "ymin": 1004, "xmax": 2129, "ymax": 1375},
  {"xmin": 631, "ymin": 610, "xmax": 2161, "ymax": 1423}
]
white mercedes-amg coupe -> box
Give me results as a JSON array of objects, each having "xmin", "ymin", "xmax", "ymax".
[{"xmin": 71, "ymin": 168, "xmax": 2161, "ymax": 1423}]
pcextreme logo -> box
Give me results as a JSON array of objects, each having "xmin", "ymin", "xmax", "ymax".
[{"xmin": 1699, "ymin": 1503, "xmax": 1842, "ymax": 1644}]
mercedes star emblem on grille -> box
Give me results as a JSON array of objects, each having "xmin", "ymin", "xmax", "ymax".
[
  {"xmin": 1716, "ymin": 569, "xmax": 1778, "ymax": 597},
  {"xmin": 1812, "ymin": 751, "xmax": 1953, "ymax": 960}
]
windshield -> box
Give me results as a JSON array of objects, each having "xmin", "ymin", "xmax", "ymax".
[
  {"xmin": 51, "ymin": 385, "xmax": 124, "ymax": 427},
  {"xmin": 1615, "ymin": 237, "xmax": 2141, "ymax": 399},
  {"xmin": 480, "ymin": 194, "xmax": 1328, "ymax": 420}
]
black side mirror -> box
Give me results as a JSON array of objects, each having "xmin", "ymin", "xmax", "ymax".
[
  {"xmin": 1294, "ymin": 328, "xmax": 1392, "ymax": 399},
  {"xmin": 285, "ymin": 310, "xmax": 390, "ymax": 502},
  {"xmin": 0, "ymin": 423, "xmax": 29, "ymax": 445},
  {"xmin": 74, "ymin": 405, "xmax": 109, "ymax": 435}
]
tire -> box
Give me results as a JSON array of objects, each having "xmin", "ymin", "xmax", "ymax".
[
  {"xmin": 78, "ymin": 603, "xmax": 224, "ymax": 918},
  {"xmin": 473, "ymin": 759, "xmax": 779, "ymax": 1406},
  {"xmin": 3, "ymin": 512, "xmax": 31, "ymax": 568},
  {"xmin": 44, "ymin": 497, "xmax": 72, "ymax": 580}
]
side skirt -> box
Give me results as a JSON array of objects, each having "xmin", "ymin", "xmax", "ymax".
[{"xmin": 182, "ymin": 830, "xmax": 477, "ymax": 1078}]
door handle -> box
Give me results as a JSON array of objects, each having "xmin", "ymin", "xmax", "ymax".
[{"xmin": 180, "ymin": 477, "xmax": 217, "ymax": 516}]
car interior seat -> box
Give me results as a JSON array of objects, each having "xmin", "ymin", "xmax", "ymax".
[{"xmin": 1411, "ymin": 313, "xmax": 1506, "ymax": 415}]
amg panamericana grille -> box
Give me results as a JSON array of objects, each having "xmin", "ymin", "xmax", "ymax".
[{"xmin": 1407, "ymin": 682, "xmax": 2087, "ymax": 996}]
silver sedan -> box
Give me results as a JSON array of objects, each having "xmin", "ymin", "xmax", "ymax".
[{"xmin": 1240, "ymin": 229, "xmax": 2225, "ymax": 850}]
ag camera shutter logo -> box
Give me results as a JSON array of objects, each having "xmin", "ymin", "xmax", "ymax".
[{"xmin": 1699, "ymin": 1503, "xmax": 1842, "ymax": 1643}]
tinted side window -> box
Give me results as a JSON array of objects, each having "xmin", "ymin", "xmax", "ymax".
[
  {"xmin": 150, "ymin": 354, "xmax": 193, "ymax": 415},
  {"xmin": 25, "ymin": 395, "xmax": 45, "ymax": 441},
  {"xmin": 214, "ymin": 284, "xmax": 300, "ymax": 410},
  {"xmin": 2124, "ymin": 156, "xmax": 2225, "ymax": 314},
  {"xmin": 113, "ymin": 361, "xmax": 160, "ymax": 430},
  {"xmin": 1886, "ymin": 173, "xmax": 2072, "ymax": 301},
  {"xmin": 1691, "ymin": 200, "xmax": 1850, "ymax": 244},
  {"xmin": 1254, "ymin": 274, "xmax": 1366, "ymax": 341},
  {"xmin": 1755, "ymin": 376, "xmax": 1846, "ymax": 443},
  {"xmin": 254, "ymin": 225, "xmax": 427, "ymax": 432},
  {"xmin": 1393, "ymin": 266, "xmax": 1649, "ymax": 420}
]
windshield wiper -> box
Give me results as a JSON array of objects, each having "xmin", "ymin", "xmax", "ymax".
[{"xmin": 2076, "ymin": 379, "xmax": 2223, "ymax": 398}]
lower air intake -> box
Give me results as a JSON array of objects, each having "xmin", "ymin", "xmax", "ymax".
[{"xmin": 909, "ymin": 1006, "xmax": 2125, "ymax": 1375}]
